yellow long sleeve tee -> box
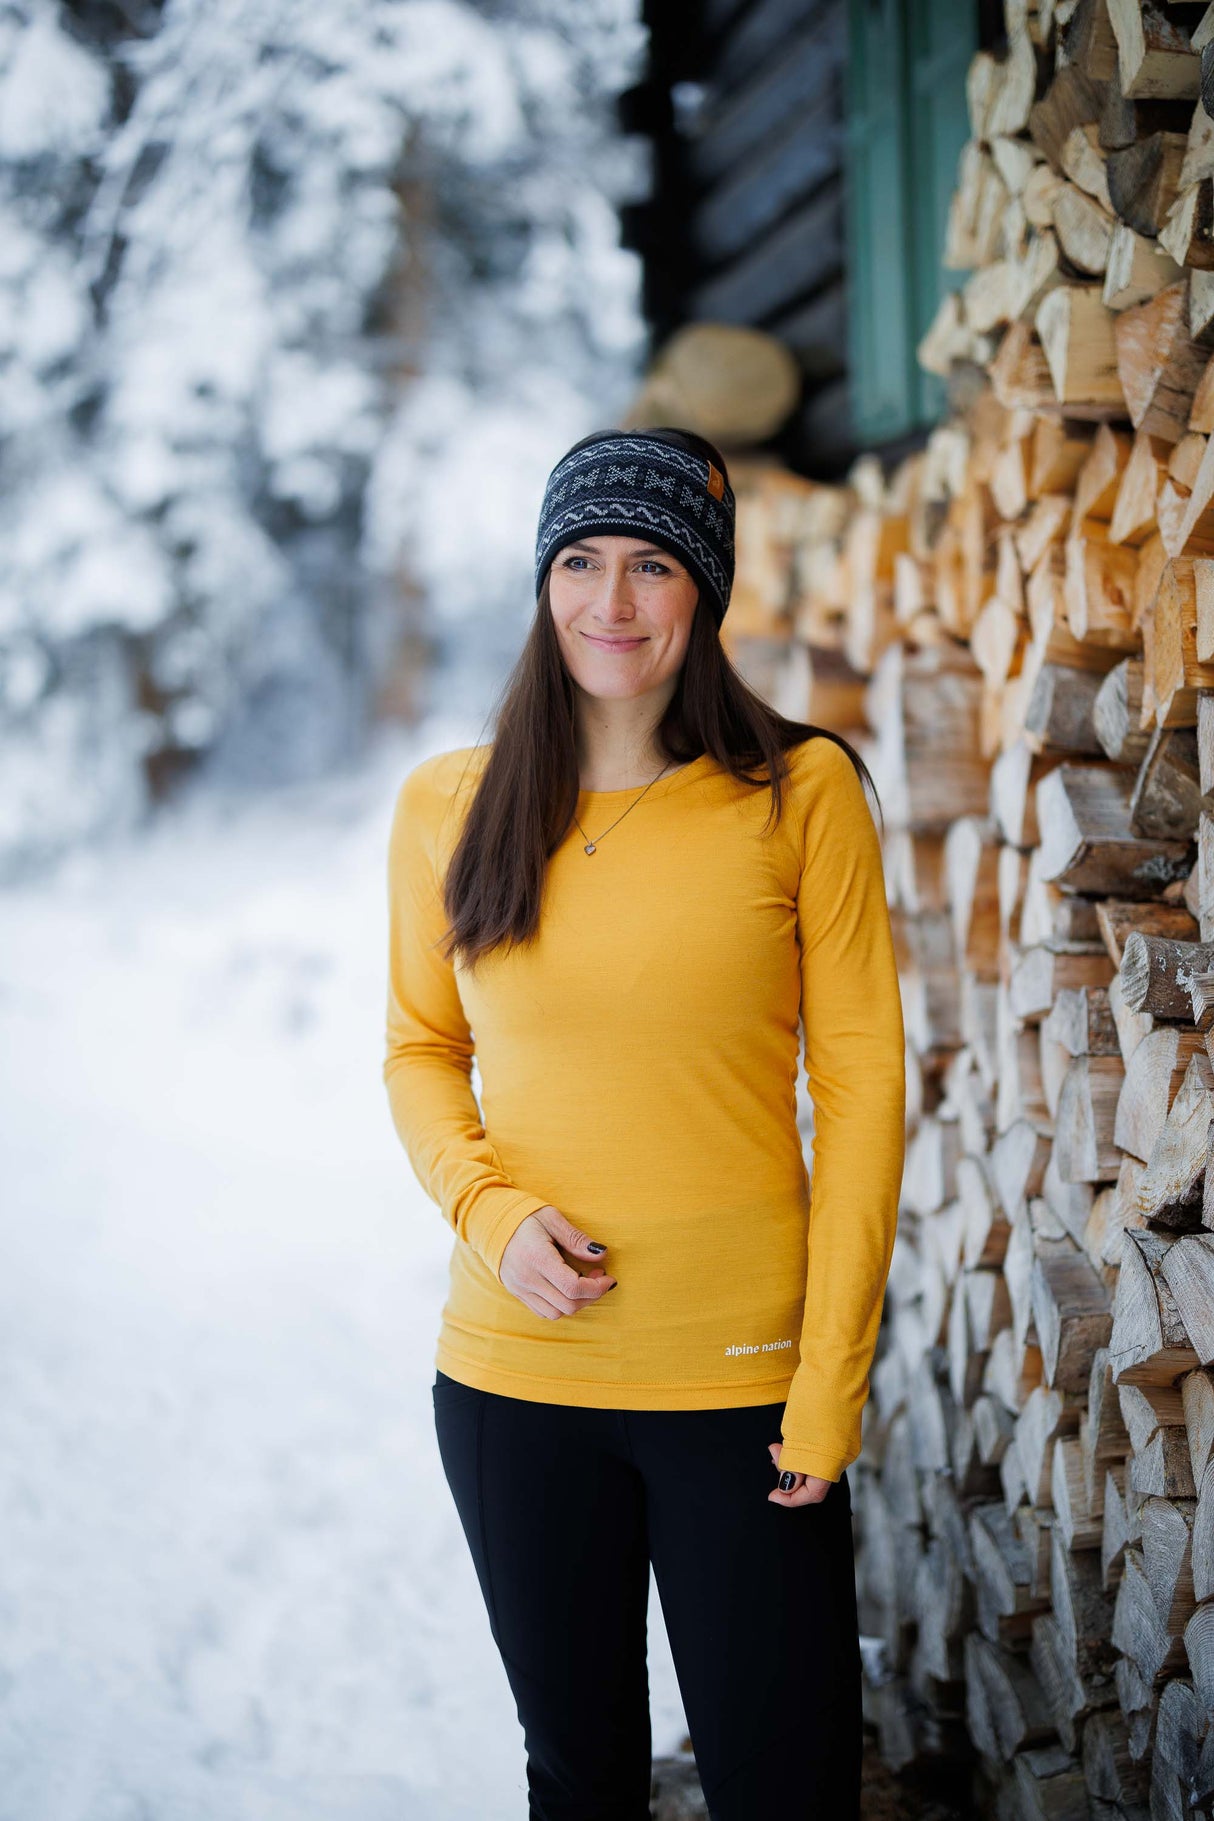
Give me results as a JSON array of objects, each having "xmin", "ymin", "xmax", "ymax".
[{"xmin": 382, "ymin": 734, "xmax": 906, "ymax": 1482}]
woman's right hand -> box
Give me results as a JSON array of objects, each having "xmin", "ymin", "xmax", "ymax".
[{"xmin": 500, "ymin": 1206, "xmax": 618, "ymax": 1320}]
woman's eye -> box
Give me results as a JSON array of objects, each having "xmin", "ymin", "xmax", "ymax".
[{"xmin": 560, "ymin": 556, "xmax": 668, "ymax": 574}]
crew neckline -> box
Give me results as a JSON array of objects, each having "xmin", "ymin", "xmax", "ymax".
[{"xmin": 577, "ymin": 752, "xmax": 715, "ymax": 799}]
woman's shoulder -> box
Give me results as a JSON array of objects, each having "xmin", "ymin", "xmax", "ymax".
[
  {"xmin": 783, "ymin": 732, "xmax": 866, "ymax": 796},
  {"xmin": 398, "ymin": 744, "xmax": 491, "ymax": 812},
  {"xmin": 780, "ymin": 733, "xmax": 878, "ymax": 840},
  {"xmin": 780, "ymin": 734, "xmax": 881, "ymax": 868}
]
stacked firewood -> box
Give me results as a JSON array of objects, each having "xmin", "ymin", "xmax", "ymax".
[{"xmin": 711, "ymin": 2, "xmax": 1214, "ymax": 1815}]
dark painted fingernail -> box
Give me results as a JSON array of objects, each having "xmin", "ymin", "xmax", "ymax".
[
  {"xmin": 587, "ymin": 1242, "xmax": 606, "ymax": 1254},
  {"xmin": 778, "ymin": 1470, "xmax": 796, "ymax": 1491}
]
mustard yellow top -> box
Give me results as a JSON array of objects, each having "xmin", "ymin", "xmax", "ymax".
[{"xmin": 382, "ymin": 735, "xmax": 906, "ymax": 1481}]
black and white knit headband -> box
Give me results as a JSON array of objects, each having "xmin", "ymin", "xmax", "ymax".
[{"xmin": 533, "ymin": 431, "xmax": 736, "ymax": 629}]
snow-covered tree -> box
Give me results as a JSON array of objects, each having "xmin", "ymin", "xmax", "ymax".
[{"xmin": 0, "ymin": 0, "xmax": 648, "ymax": 873}]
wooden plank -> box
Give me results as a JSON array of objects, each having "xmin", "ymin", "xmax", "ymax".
[
  {"xmin": 699, "ymin": 0, "xmax": 756, "ymax": 39},
  {"xmin": 692, "ymin": 89, "xmax": 842, "ymax": 266},
  {"xmin": 688, "ymin": 10, "xmax": 845, "ymax": 186},
  {"xmin": 689, "ymin": 182, "xmax": 845, "ymax": 325},
  {"xmin": 787, "ymin": 373, "xmax": 861, "ymax": 475},
  {"xmin": 704, "ymin": 0, "xmax": 835, "ymax": 102},
  {"xmin": 766, "ymin": 278, "xmax": 849, "ymax": 379}
]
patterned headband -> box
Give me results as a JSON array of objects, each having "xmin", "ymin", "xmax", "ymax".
[{"xmin": 534, "ymin": 431, "xmax": 736, "ymax": 628}]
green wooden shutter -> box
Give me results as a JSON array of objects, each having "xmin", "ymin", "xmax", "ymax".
[
  {"xmin": 845, "ymin": 0, "xmax": 977, "ymax": 444},
  {"xmin": 905, "ymin": 0, "xmax": 980, "ymax": 425}
]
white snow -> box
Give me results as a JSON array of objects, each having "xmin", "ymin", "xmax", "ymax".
[
  {"xmin": 0, "ymin": 718, "xmax": 691, "ymax": 1819},
  {"xmin": 0, "ymin": 4, "xmax": 110, "ymax": 161}
]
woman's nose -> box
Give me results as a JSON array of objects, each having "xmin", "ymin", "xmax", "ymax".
[{"xmin": 594, "ymin": 576, "xmax": 638, "ymax": 618}]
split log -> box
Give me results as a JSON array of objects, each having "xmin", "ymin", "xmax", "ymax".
[
  {"xmin": 1113, "ymin": 1026, "xmax": 1208, "ymax": 1161},
  {"xmin": 1108, "ymin": 1229, "xmax": 1201, "ymax": 1385},
  {"xmin": 1115, "ymin": 278, "xmax": 1213, "ymax": 441},
  {"xmin": 1093, "ymin": 657, "xmax": 1151, "ymax": 764},
  {"xmin": 971, "ymin": 1499, "xmax": 1050, "ymax": 1644},
  {"xmin": 1158, "ymin": 1231, "xmax": 1214, "ymax": 1364},
  {"xmin": 1106, "ymin": 0, "xmax": 1200, "ymax": 103},
  {"xmin": 1181, "ymin": 1365, "xmax": 1214, "ymax": 1486},
  {"xmin": 1081, "ymin": 1708, "xmax": 1150, "ymax": 1805},
  {"xmin": 1053, "ymin": 1432, "xmax": 1103, "ymax": 1549},
  {"xmin": 1024, "ymin": 661, "xmax": 1107, "ymax": 754},
  {"xmin": 1110, "ymin": 1546, "xmax": 1187, "ymax": 1684},
  {"xmin": 1106, "ymin": 129, "xmax": 1189, "ymax": 238},
  {"xmin": 1036, "ymin": 762, "xmax": 1194, "ymax": 898},
  {"xmin": 1102, "ymin": 1462, "xmax": 1135, "ymax": 1589},
  {"xmin": 1187, "ymin": 1599, "xmax": 1214, "ymax": 1723},
  {"xmin": 1055, "ymin": 1054, "xmax": 1126, "ymax": 1182},
  {"xmin": 1032, "ymin": 1244, "xmax": 1114, "ymax": 1393},
  {"xmin": 1042, "ymin": 984, "xmax": 1120, "ymax": 1056},
  {"xmin": 1095, "ymin": 897, "xmax": 1200, "ymax": 966},
  {"xmin": 1191, "ymin": 1455, "xmax": 1214, "ymax": 1605},
  {"xmin": 1154, "ymin": 1674, "xmax": 1207, "ymax": 1791},
  {"xmin": 1037, "ymin": 285, "xmax": 1127, "ymax": 414},
  {"xmin": 1120, "ymin": 932, "xmax": 1214, "ymax": 1017},
  {"xmin": 1131, "ymin": 1053, "xmax": 1214, "ymax": 1230},
  {"xmin": 1138, "ymin": 1495, "xmax": 1196, "ymax": 1634},
  {"xmin": 964, "ymin": 1629, "xmax": 1055, "ymax": 1761}
]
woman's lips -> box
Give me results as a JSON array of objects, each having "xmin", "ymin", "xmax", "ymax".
[{"xmin": 582, "ymin": 633, "xmax": 646, "ymax": 650}]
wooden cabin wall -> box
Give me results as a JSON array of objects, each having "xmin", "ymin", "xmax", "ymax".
[{"xmin": 621, "ymin": 0, "xmax": 1004, "ymax": 480}]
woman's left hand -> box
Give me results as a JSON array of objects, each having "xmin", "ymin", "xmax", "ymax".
[{"xmin": 767, "ymin": 1442, "xmax": 832, "ymax": 1506}]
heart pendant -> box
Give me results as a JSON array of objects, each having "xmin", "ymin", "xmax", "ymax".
[{"xmin": 584, "ymin": 842, "xmax": 596, "ymax": 855}]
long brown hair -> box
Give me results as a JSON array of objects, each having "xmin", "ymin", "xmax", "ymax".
[{"xmin": 440, "ymin": 427, "xmax": 881, "ymax": 970}]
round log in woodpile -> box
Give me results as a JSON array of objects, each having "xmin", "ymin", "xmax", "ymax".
[
  {"xmin": 629, "ymin": 321, "xmax": 804, "ymax": 447},
  {"xmin": 712, "ymin": 2, "xmax": 1214, "ymax": 1814}
]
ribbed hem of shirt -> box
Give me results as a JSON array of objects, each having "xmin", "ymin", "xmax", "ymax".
[{"xmin": 433, "ymin": 1340, "xmax": 797, "ymax": 1410}]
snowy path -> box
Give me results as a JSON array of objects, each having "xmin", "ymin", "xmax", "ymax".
[{"xmin": 0, "ymin": 721, "xmax": 688, "ymax": 1821}]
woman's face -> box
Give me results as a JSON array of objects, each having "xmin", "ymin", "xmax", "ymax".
[{"xmin": 547, "ymin": 535, "xmax": 698, "ymax": 702}]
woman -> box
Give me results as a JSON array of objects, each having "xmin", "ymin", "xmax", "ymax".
[{"xmin": 382, "ymin": 425, "xmax": 906, "ymax": 1819}]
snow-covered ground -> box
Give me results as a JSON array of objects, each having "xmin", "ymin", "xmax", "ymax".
[{"xmin": 0, "ymin": 716, "xmax": 689, "ymax": 1820}]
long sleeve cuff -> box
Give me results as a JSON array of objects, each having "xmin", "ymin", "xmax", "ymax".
[
  {"xmin": 465, "ymin": 1185, "xmax": 554, "ymax": 1281},
  {"xmin": 775, "ymin": 1440, "xmax": 852, "ymax": 1482}
]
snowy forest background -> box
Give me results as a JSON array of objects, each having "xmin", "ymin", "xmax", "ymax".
[
  {"xmin": 0, "ymin": 3, "xmax": 699, "ymax": 1815},
  {"xmin": 1, "ymin": 0, "xmax": 650, "ymax": 871}
]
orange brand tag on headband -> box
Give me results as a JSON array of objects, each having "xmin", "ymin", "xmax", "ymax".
[{"xmin": 705, "ymin": 461, "xmax": 725, "ymax": 500}]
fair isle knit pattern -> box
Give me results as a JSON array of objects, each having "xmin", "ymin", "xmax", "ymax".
[{"xmin": 534, "ymin": 433, "xmax": 737, "ymax": 628}]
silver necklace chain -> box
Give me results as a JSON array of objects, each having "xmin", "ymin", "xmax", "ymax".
[{"xmin": 574, "ymin": 759, "xmax": 674, "ymax": 855}]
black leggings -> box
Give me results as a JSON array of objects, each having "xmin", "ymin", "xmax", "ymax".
[{"xmin": 432, "ymin": 1369, "xmax": 862, "ymax": 1820}]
